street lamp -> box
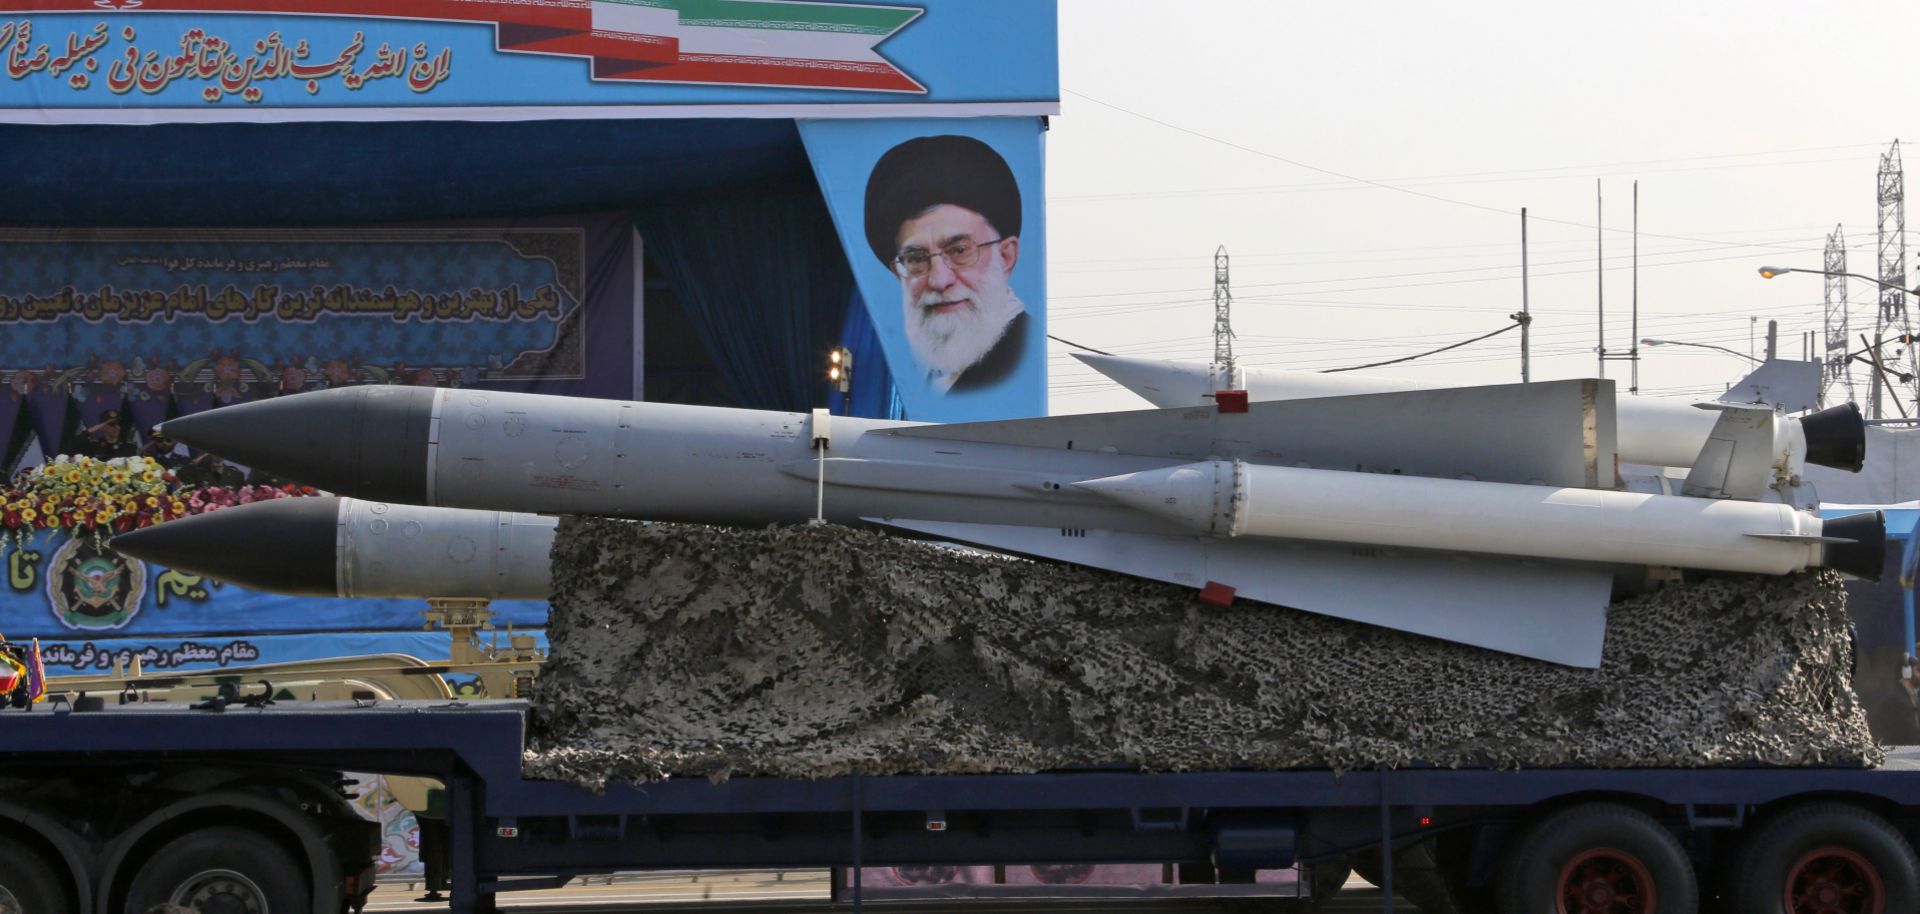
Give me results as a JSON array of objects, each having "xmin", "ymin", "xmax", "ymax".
[
  {"xmin": 1639, "ymin": 337, "xmax": 1761, "ymax": 364},
  {"xmin": 826, "ymin": 346, "xmax": 853, "ymax": 414},
  {"xmin": 1757, "ymin": 265, "xmax": 1920, "ymax": 297}
]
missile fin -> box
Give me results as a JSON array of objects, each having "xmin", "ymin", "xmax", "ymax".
[
  {"xmin": 1715, "ymin": 359, "xmax": 1820, "ymax": 413},
  {"xmin": 883, "ymin": 379, "xmax": 1618, "ymax": 489},
  {"xmin": 873, "ymin": 519, "xmax": 1611, "ymax": 667},
  {"xmin": 1681, "ymin": 406, "xmax": 1778, "ymax": 501}
]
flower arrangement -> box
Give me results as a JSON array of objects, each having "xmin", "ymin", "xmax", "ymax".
[{"xmin": 2, "ymin": 455, "xmax": 318, "ymax": 546}]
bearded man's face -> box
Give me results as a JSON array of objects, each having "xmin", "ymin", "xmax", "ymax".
[{"xmin": 894, "ymin": 204, "xmax": 1022, "ymax": 378}]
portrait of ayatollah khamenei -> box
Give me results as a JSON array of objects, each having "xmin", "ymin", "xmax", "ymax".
[{"xmin": 863, "ymin": 134, "xmax": 1032, "ymax": 396}]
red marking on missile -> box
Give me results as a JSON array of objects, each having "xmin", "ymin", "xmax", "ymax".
[
  {"xmin": 1198, "ymin": 581, "xmax": 1236, "ymax": 606},
  {"xmin": 1214, "ymin": 390, "xmax": 1249, "ymax": 413}
]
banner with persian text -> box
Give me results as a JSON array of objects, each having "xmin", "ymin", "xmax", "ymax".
[
  {"xmin": 0, "ymin": 526, "xmax": 548, "ymax": 672},
  {"xmin": 0, "ymin": 217, "xmax": 638, "ymax": 455},
  {"xmin": 0, "ymin": 1, "xmax": 1058, "ymax": 122}
]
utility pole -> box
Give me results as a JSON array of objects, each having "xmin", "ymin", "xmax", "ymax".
[
  {"xmin": 1594, "ymin": 181, "xmax": 1639, "ymax": 388},
  {"xmin": 1630, "ymin": 180, "xmax": 1640, "ymax": 394},
  {"xmin": 1211, "ymin": 246, "xmax": 1236, "ymax": 388},
  {"xmin": 1517, "ymin": 208, "xmax": 1532, "ymax": 382},
  {"xmin": 1596, "ymin": 180, "xmax": 1605, "ymax": 378}
]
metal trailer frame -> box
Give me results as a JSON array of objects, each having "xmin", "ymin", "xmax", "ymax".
[{"xmin": 9, "ymin": 700, "xmax": 1920, "ymax": 914}]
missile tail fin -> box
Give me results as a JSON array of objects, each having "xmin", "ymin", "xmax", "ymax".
[
  {"xmin": 1680, "ymin": 406, "xmax": 1777, "ymax": 501},
  {"xmin": 874, "ymin": 519, "xmax": 1611, "ymax": 667},
  {"xmin": 1716, "ymin": 359, "xmax": 1820, "ymax": 413}
]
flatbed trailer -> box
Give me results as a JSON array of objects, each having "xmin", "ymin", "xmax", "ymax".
[{"xmin": 7, "ymin": 699, "xmax": 1920, "ymax": 914}]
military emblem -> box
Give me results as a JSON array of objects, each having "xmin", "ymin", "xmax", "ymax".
[{"xmin": 47, "ymin": 535, "xmax": 146, "ymax": 632}]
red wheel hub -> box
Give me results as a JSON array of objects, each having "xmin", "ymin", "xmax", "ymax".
[
  {"xmin": 1784, "ymin": 846, "xmax": 1885, "ymax": 914},
  {"xmin": 1557, "ymin": 847, "xmax": 1657, "ymax": 914}
]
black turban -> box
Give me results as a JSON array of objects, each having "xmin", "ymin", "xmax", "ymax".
[{"xmin": 863, "ymin": 135, "xmax": 1021, "ymax": 266}]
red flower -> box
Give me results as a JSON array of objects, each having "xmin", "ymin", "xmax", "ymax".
[{"xmin": 113, "ymin": 516, "xmax": 135, "ymax": 533}]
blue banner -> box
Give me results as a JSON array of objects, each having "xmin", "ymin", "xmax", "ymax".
[
  {"xmin": 0, "ymin": 1, "xmax": 1058, "ymax": 121},
  {"xmin": 31, "ymin": 628, "xmax": 547, "ymax": 675},
  {"xmin": 0, "ymin": 216, "xmax": 638, "ymax": 454},
  {"xmin": 801, "ymin": 117, "xmax": 1047, "ymax": 421},
  {"xmin": 0, "ymin": 528, "xmax": 548, "ymax": 641}
]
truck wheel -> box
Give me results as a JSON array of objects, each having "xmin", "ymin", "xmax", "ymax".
[
  {"xmin": 1729, "ymin": 802, "xmax": 1919, "ymax": 914},
  {"xmin": 1352, "ymin": 849, "xmax": 1383, "ymax": 888},
  {"xmin": 1495, "ymin": 803, "xmax": 1697, "ymax": 914},
  {"xmin": 0, "ymin": 835, "xmax": 65, "ymax": 914},
  {"xmin": 1302, "ymin": 858, "xmax": 1351, "ymax": 909},
  {"xmin": 1345, "ymin": 842, "xmax": 1463, "ymax": 913},
  {"xmin": 125, "ymin": 826, "xmax": 309, "ymax": 914}
]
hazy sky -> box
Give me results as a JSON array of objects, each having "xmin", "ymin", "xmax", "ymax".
[{"xmin": 1044, "ymin": 0, "xmax": 1920, "ymax": 415}]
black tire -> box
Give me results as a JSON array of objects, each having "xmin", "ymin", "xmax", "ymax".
[
  {"xmin": 0, "ymin": 835, "xmax": 66, "ymax": 914},
  {"xmin": 124, "ymin": 826, "xmax": 309, "ymax": 914},
  {"xmin": 1495, "ymin": 803, "xmax": 1697, "ymax": 914},
  {"xmin": 1728, "ymin": 802, "xmax": 1920, "ymax": 914}
]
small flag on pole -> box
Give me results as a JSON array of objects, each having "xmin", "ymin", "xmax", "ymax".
[{"xmin": 26, "ymin": 639, "xmax": 46, "ymax": 704}]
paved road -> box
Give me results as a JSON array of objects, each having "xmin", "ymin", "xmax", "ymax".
[{"xmin": 364, "ymin": 871, "xmax": 1414, "ymax": 912}]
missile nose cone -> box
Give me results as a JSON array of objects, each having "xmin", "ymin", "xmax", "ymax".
[
  {"xmin": 1069, "ymin": 352, "xmax": 1201, "ymax": 407},
  {"xmin": 1075, "ymin": 462, "xmax": 1232, "ymax": 534},
  {"xmin": 161, "ymin": 386, "xmax": 437, "ymax": 503},
  {"xmin": 111, "ymin": 497, "xmax": 344, "ymax": 596}
]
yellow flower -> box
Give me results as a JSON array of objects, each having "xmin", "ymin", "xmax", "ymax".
[
  {"xmin": 19, "ymin": 508, "xmax": 35, "ymax": 523},
  {"xmin": 142, "ymin": 470, "xmax": 160, "ymax": 483},
  {"xmin": 63, "ymin": 471, "xmax": 80, "ymax": 483},
  {"xmin": 109, "ymin": 470, "xmax": 129, "ymax": 484},
  {"xmin": 93, "ymin": 511, "xmax": 112, "ymax": 524},
  {"xmin": 144, "ymin": 495, "xmax": 159, "ymax": 508},
  {"xmin": 39, "ymin": 502, "xmax": 54, "ymax": 516}
]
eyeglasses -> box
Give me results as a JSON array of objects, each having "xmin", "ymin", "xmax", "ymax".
[{"xmin": 893, "ymin": 237, "xmax": 1007, "ymax": 279}]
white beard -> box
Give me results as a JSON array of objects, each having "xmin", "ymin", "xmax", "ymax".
[{"xmin": 904, "ymin": 263, "xmax": 1023, "ymax": 380}]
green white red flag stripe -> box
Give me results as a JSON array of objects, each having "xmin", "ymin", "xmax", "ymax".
[{"xmin": 0, "ymin": 0, "xmax": 924, "ymax": 91}]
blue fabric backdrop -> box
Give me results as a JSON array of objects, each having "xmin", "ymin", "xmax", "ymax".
[{"xmin": 632, "ymin": 186, "xmax": 854, "ymax": 414}]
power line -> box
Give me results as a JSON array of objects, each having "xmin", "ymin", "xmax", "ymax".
[
  {"xmin": 1052, "ymin": 152, "xmax": 1884, "ymax": 204},
  {"xmin": 1320, "ymin": 321, "xmax": 1522, "ymax": 373},
  {"xmin": 1065, "ymin": 89, "xmax": 1835, "ymax": 254}
]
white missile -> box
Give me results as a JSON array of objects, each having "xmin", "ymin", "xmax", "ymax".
[
  {"xmin": 1076, "ymin": 461, "xmax": 1834, "ymax": 576},
  {"xmin": 110, "ymin": 496, "xmax": 554, "ymax": 600},
  {"xmin": 153, "ymin": 379, "xmax": 1884, "ymax": 667},
  {"xmin": 1073, "ymin": 352, "xmax": 1865, "ymax": 476}
]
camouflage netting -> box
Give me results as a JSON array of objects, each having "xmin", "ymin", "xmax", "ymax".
[{"xmin": 522, "ymin": 518, "xmax": 1883, "ymax": 787}]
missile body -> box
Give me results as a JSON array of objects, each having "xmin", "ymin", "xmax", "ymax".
[
  {"xmin": 1074, "ymin": 353, "xmax": 1859, "ymax": 473},
  {"xmin": 154, "ymin": 382, "xmax": 1884, "ymax": 667},
  {"xmin": 110, "ymin": 496, "xmax": 553, "ymax": 599},
  {"xmin": 158, "ymin": 386, "xmax": 1183, "ymax": 534},
  {"xmin": 1078, "ymin": 461, "xmax": 1852, "ymax": 576}
]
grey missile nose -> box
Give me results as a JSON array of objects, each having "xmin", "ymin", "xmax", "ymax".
[
  {"xmin": 111, "ymin": 497, "xmax": 344, "ymax": 596},
  {"xmin": 161, "ymin": 386, "xmax": 436, "ymax": 504}
]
